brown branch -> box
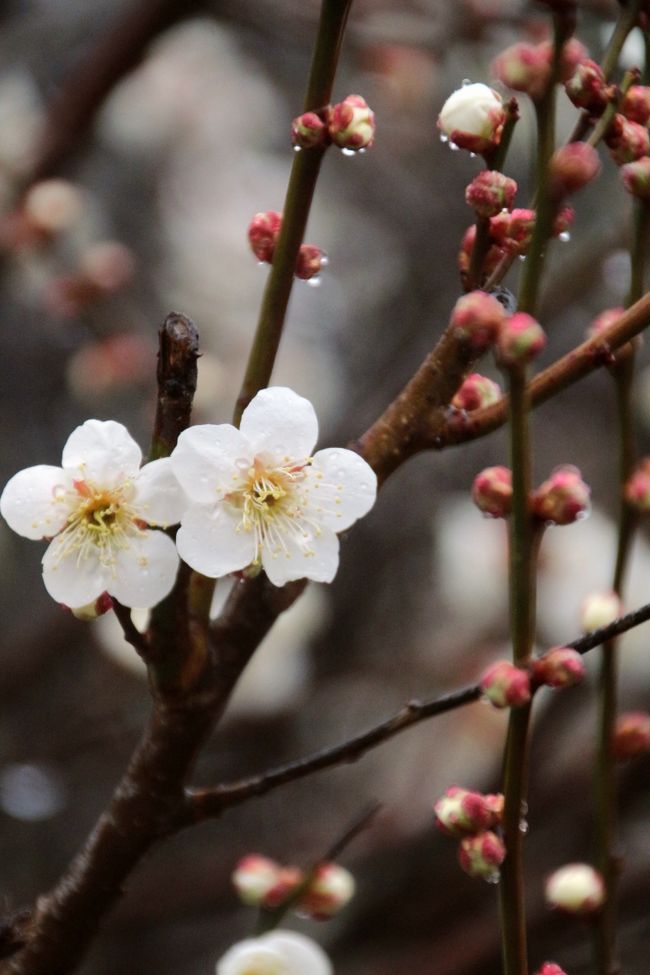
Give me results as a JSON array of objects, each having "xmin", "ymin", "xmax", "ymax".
[
  {"xmin": 112, "ymin": 599, "xmax": 149, "ymax": 658},
  {"xmin": 149, "ymin": 311, "xmax": 199, "ymax": 461},
  {"xmin": 178, "ymin": 600, "xmax": 650, "ymax": 825}
]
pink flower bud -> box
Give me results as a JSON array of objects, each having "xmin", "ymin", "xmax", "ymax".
[
  {"xmin": 433, "ymin": 786, "xmax": 502, "ymax": 837},
  {"xmin": 248, "ymin": 210, "xmax": 282, "ymax": 263},
  {"xmin": 620, "ymin": 156, "xmax": 650, "ymax": 201},
  {"xmin": 458, "ymin": 225, "xmax": 507, "ymax": 285},
  {"xmin": 580, "ymin": 590, "xmax": 623, "ymax": 632},
  {"xmin": 23, "ymin": 179, "xmax": 83, "ymax": 235},
  {"xmin": 565, "ymin": 59, "xmax": 611, "ymax": 114},
  {"xmin": 556, "ymin": 38, "xmax": 590, "ymax": 83},
  {"xmin": 450, "ymin": 290, "xmax": 506, "ymax": 350},
  {"xmin": 605, "ymin": 115, "xmax": 650, "ymax": 166},
  {"xmin": 621, "ymin": 85, "xmax": 650, "ymax": 126},
  {"xmin": 548, "ymin": 143, "xmax": 601, "ymax": 198},
  {"xmin": 292, "ymin": 111, "xmax": 329, "ymax": 149},
  {"xmin": 458, "ymin": 830, "xmax": 506, "ymax": 881},
  {"xmin": 545, "ymin": 863, "xmax": 605, "ymax": 915},
  {"xmin": 532, "ymin": 465, "xmax": 590, "ymax": 525},
  {"xmin": 438, "ymin": 83, "xmax": 506, "ymax": 154},
  {"xmin": 232, "ymin": 854, "xmax": 281, "ymax": 906},
  {"xmin": 472, "ymin": 465, "xmax": 513, "ymax": 518},
  {"xmin": 533, "ymin": 963, "xmax": 568, "ymax": 975},
  {"xmin": 298, "ymin": 862, "xmax": 355, "ymax": 919},
  {"xmin": 489, "ymin": 208, "xmax": 536, "ymax": 254},
  {"xmin": 328, "ymin": 95, "xmax": 375, "ymax": 150},
  {"xmin": 553, "ymin": 206, "xmax": 574, "ymax": 238},
  {"xmin": 625, "ymin": 457, "xmax": 650, "ymax": 510},
  {"xmin": 452, "ymin": 373, "xmax": 502, "ymax": 411},
  {"xmin": 532, "ymin": 647, "xmax": 585, "ymax": 688},
  {"xmin": 70, "ymin": 592, "xmax": 113, "ymax": 621},
  {"xmin": 480, "ymin": 660, "xmax": 531, "ymax": 709},
  {"xmin": 613, "ymin": 711, "xmax": 650, "ymax": 759},
  {"xmin": 492, "ymin": 42, "xmax": 552, "ymax": 101},
  {"xmin": 465, "ymin": 170, "xmax": 517, "ymax": 218},
  {"xmin": 587, "ymin": 307, "xmax": 625, "ymax": 340},
  {"xmin": 80, "ymin": 241, "xmax": 136, "ymax": 293},
  {"xmin": 263, "ymin": 866, "xmax": 304, "ymax": 909},
  {"xmin": 295, "ymin": 243, "xmax": 325, "ymax": 280},
  {"xmin": 497, "ymin": 312, "xmax": 546, "ymax": 366}
]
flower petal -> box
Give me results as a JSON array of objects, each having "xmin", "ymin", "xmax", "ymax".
[
  {"xmin": 306, "ymin": 447, "xmax": 377, "ymax": 531},
  {"xmin": 216, "ymin": 940, "xmax": 286, "ymax": 975},
  {"xmin": 261, "ymin": 931, "xmax": 333, "ymax": 975},
  {"xmin": 42, "ymin": 537, "xmax": 111, "ymax": 608},
  {"xmin": 62, "ymin": 420, "xmax": 142, "ymax": 485},
  {"xmin": 240, "ymin": 387, "xmax": 318, "ymax": 462},
  {"xmin": 262, "ymin": 524, "xmax": 339, "ymax": 586},
  {"xmin": 171, "ymin": 424, "xmax": 252, "ymax": 503},
  {"xmin": 1, "ymin": 465, "xmax": 73, "ymax": 540},
  {"xmin": 109, "ymin": 530, "xmax": 179, "ymax": 608},
  {"xmin": 175, "ymin": 503, "xmax": 256, "ymax": 577},
  {"xmin": 133, "ymin": 458, "xmax": 187, "ymax": 527}
]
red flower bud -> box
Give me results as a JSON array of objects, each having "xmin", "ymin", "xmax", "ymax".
[
  {"xmin": 465, "ymin": 170, "xmax": 517, "ymax": 218},
  {"xmin": 565, "ymin": 59, "xmax": 611, "ymax": 114},
  {"xmin": 248, "ymin": 210, "xmax": 282, "ymax": 263},
  {"xmin": 532, "ymin": 647, "xmax": 585, "ymax": 688},
  {"xmin": 452, "ymin": 373, "xmax": 502, "ymax": 411},
  {"xmin": 298, "ymin": 862, "xmax": 355, "ymax": 919},
  {"xmin": 548, "ymin": 143, "xmax": 601, "ymax": 197},
  {"xmin": 605, "ymin": 115, "xmax": 650, "ymax": 166},
  {"xmin": 458, "ymin": 225, "xmax": 507, "ymax": 285},
  {"xmin": 621, "ymin": 85, "xmax": 650, "ymax": 126},
  {"xmin": 232, "ymin": 854, "xmax": 281, "ymax": 906},
  {"xmin": 295, "ymin": 244, "xmax": 326, "ymax": 280},
  {"xmin": 480, "ymin": 660, "xmax": 531, "ymax": 708},
  {"xmin": 497, "ymin": 313, "xmax": 546, "ymax": 366},
  {"xmin": 532, "ymin": 465, "xmax": 590, "ymax": 525},
  {"xmin": 472, "ymin": 465, "xmax": 513, "ymax": 518},
  {"xmin": 492, "ymin": 42, "xmax": 551, "ymax": 101},
  {"xmin": 533, "ymin": 964, "xmax": 568, "ymax": 975},
  {"xmin": 458, "ymin": 830, "xmax": 506, "ymax": 881},
  {"xmin": 624, "ymin": 457, "xmax": 650, "ymax": 511},
  {"xmin": 620, "ymin": 156, "xmax": 650, "ymax": 201},
  {"xmin": 434, "ymin": 786, "xmax": 503, "ymax": 837},
  {"xmin": 328, "ymin": 95, "xmax": 375, "ymax": 151},
  {"xmin": 490, "ymin": 208, "xmax": 536, "ymax": 253},
  {"xmin": 292, "ymin": 111, "xmax": 329, "ymax": 149},
  {"xmin": 613, "ymin": 711, "xmax": 650, "ymax": 759},
  {"xmin": 450, "ymin": 290, "xmax": 506, "ymax": 350}
]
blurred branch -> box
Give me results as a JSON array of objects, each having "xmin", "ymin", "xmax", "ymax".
[{"xmin": 177, "ymin": 600, "xmax": 650, "ymax": 824}]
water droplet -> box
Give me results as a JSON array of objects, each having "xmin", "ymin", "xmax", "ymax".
[
  {"xmin": 559, "ymin": 231, "xmax": 571, "ymax": 242},
  {"xmin": 0, "ymin": 763, "xmax": 66, "ymax": 822},
  {"xmin": 307, "ymin": 275, "xmax": 321, "ymax": 288},
  {"xmin": 469, "ymin": 152, "xmax": 477, "ymax": 159},
  {"xmin": 519, "ymin": 818, "xmax": 529, "ymax": 834},
  {"xmin": 462, "ymin": 78, "xmax": 472, "ymax": 86},
  {"xmin": 449, "ymin": 142, "xmax": 460, "ymax": 152},
  {"xmin": 320, "ymin": 254, "xmax": 329, "ymax": 267},
  {"xmin": 358, "ymin": 147, "xmax": 366, "ymax": 154},
  {"xmin": 520, "ymin": 800, "xmax": 528, "ymax": 815},
  {"xmin": 341, "ymin": 147, "xmax": 356, "ymax": 157},
  {"xmin": 257, "ymin": 261, "xmax": 267, "ymax": 268},
  {"xmin": 485, "ymin": 871, "xmax": 501, "ymax": 885},
  {"xmin": 575, "ymin": 506, "xmax": 591, "ymax": 522},
  {"xmin": 293, "ymin": 145, "xmax": 302, "ymax": 153},
  {"xmin": 439, "ymin": 133, "xmax": 448, "ymax": 144},
  {"xmin": 235, "ymin": 458, "xmax": 250, "ymax": 472},
  {"xmin": 518, "ymin": 254, "xmax": 526, "ymax": 262},
  {"xmin": 501, "ymin": 207, "xmax": 509, "ymax": 213}
]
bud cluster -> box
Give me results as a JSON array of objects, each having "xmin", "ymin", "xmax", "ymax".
[
  {"xmin": 292, "ymin": 94, "xmax": 375, "ymax": 152},
  {"xmin": 247, "ymin": 211, "xmax": 326, "ymax": 281},
  {"xmin": 492, "ymin": 38, "xmax": 587, "ymax": 102},
  {"xmin": 433, "ymin": 786, "xmax": 505, "ymax": 882},
  {"xmin": 605, "ymin": 114, "xmax": 650, "ymax": 166},
  {"xmin": 232, "ymin": 854, "xmax": 355, "ymax": 920}
]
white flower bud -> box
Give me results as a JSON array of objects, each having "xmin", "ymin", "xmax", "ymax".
[
  {"xmin": 216, "ymin": 931, "xmax": 332, "ymax": 975},
  {"xmin": 545, "ymin": 863, "xmax": 605, "ymax": 915},
  {"xmin": 438, "ymin": 83, "xmax": 505, "ymax": 153}
]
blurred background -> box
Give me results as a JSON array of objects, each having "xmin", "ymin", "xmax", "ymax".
[{"xmin": 0, "ymin": 0, "xmax": 649, "ymax": 972}]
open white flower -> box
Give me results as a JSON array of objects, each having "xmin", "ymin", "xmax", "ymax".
[
  {"xmin": 216, "ymin": 930, "xmax": 332, "ymax": 975},
  {"xmin": 171, "ymin": 387, "xmax": 377, "ymax": 587},
  {"xmin": 0, "ymin": 419, "xmax": 185, "ymax": 609}
]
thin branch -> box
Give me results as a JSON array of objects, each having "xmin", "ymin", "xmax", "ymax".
[
  {"xmin": 112, "ymin": 600, "xmax": 149, "ymax": 659},
  {"xmin": 179, "ymin": 600, "xmax": 650, "ymax": 825}
]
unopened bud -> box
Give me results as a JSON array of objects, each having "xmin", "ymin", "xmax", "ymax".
[
  {"xmin": 70, "ymin": 592, "xmax": 113, "ymax": 621},
  {"xmin": 556, "ymin": 38, "xmax": 590, "ymax": 83},
  {"xmin": 565, "ymin": 59, "xmax": 611, "ymax": 115},
  {"xmin": 532, "ymin": 647, "xmax": 585, "ymax": 688},
  {"xmin": 580, "ymin": 590, "xmax": 622, "ymax": 632},
  {"xmin": 620, "ymin": 157, "xmax": 650, "ymax": 201},
  {"xmin": 434, "ymin": 786, "xmax": 502, "ymax": 837},
  {"xmin": 452, "ymin": 373, "xmax": 502, "ymax": 411},
  {"xmin": 23, "ymin": 179, "xmax": 83, "ymax": 235},
  {"xmin": 450, "ymin": 290, "xmax": 506, "ymax": 350},
  {"xmin": 295, "ymin": 244, "xmax": 325, "ymax": 280},
  {"xmin": 625, "ymin": 457, "xmax": 650, "ymax": 510},
  {"xmin": 480, "ymin": 660, "xmax": 531, "ymax": 709},
  {"xmin": 232, "ymin": 854, "xmax": 280, "ymax": 906},
  {"xmin": 328, "ymin": 95, "xmax": 375, "ymax": 151},
  {"xmin": 492, "ymin": 42, "xmax": 551, "ymax": 101},
  {"xmin": 465, "ymin": 170, "xmax": 517, "ymax": 218},
  {"xmin": 548, "ymin": 143, "xmax": 601, "ymax": 198},
  {"xmin": 292, "ymin": 111, "xmax": 328, "ymax": 149},
  {"xmin": 532, "ymin": 465, "xmax": 590, "ymax": 525},
  {"xmin": 248, "ymin": 210, "xmax": 282, "ymax": 263},
  {"xmin": 458, "ymin": 830, "xmax": 506, "ymax": 881},
  {"xmin": 490, "ymin": 208, "xmax": 536, "ymax": 254},
  {"xmin": 605, "ymin": 115, "xmax": 650, "ymax": 166},
  {"xmin": 553, "ymin": 206, "xmax": 574, "ymax": 238},
  {"xmin": 497, "ymin": 312, "xmax": 546, "ymax": 366},
  {"xmin": 621, "ymin": 85, "xmax": 650, "ymax": 126},
  {"xmin": 533, "ymin": 964, "xmax": 568, "ymax": 975},
  {"xmin": 438, "ymin": 83, "xmax": 505, "ymax": 154},
  {"xmin": 472, "ymin": 466, "xmax": 513, "ymax": 518},
  {"xmin": 263, "ymin": 866, "xmax": 304, "ymax": 909},
  {"xmin": 613, "ymin": 711, "xmax": 650, "ymax": 759},
  {"xmin": 545, "ymin": 863, "xmax": 605, "ymax": 915},
  {"xmin": 458, "ymin": 225, "xmax": 507, "ymax": 285},
  {"xmin": 298, "ymin": 863, "xmax": 355, "ymax": 919}
]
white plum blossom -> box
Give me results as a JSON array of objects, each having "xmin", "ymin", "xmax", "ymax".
[
  {"xmin": 438, "ymin": 82, "xmax": 505, "ymax": 153},
  {"xmin": 216, "ymin": 930, "xmax": 332, "ymax": 975},
  {"xmin": 0, "ymin": 419, "xmax": 185, "ymax": 609},
  {"xmin": 171, "ymin": 387, "xmax": 377, "ymax": 587}
]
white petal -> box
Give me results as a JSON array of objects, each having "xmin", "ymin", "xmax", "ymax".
[
  {"xmin": 62, "ymin": 420, "xmax": 142, "ymax": 485},
  {"xmin": 306, "ymin": 447, "xmax": 377, "ymax": 531},
  {"xmin": 216, "ymin": 939, "xmax": 286, "ymax": 975},
  {"xmin": 240, "ymin": 387, "xmax": 318, "ymax": 462},
  {"xmin": 176, "ymin": 503, "xmax": 256, "ymax": 577},
  {"xmin": 171, "ymin": 424, "xmax": 252, "ymax": 503},
  {"xmin": 109, "ymin": 530, "xmax": 179, "ymax": 608},
  {"xmin": 42, "ymin": 538, "xmax": 111, "ymax": 608},
  {"xmin": 1, "ymin": 465, "xmax": 72, "ymax": 540},
  {"xmin": 133, "ymin": 458, "xmax": 187, "ymax": 527},
  {"xmin": 262, "ymin": 524, "xmax": 339, "ymax": 586},
  {"xmin": 261, "ymin": 932, "xmax": 333, "ymax": 975}
]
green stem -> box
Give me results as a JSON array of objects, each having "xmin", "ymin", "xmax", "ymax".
[
  {"xmin": 601, "ymin": 0, "xmax": 643, "ymax": 80},
  {"xmin": 499, "ymin": 366, "xmax": 536, "ymax": 975},
  {"xmin": 233, "ymin": 0, "xmax": 352, "ymax": 425}
]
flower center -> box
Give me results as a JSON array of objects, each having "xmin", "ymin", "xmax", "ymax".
[{"xmin": 52, "ymin": 479, "xmax": 143, "ymax": 570}]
